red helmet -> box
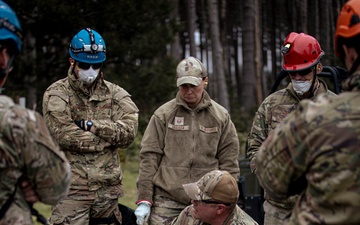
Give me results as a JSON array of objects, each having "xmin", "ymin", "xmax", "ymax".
[
  {"xmin": 334, "ymin": 0, "xmax": 360, "ymax": 57},
  {"xmin": 282, "ymin": 32, "xmax": 324, "ymax": 71}
]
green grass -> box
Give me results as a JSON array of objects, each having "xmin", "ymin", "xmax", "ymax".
[
  {"xmin": 32, "ymin": 158, "xmax": 139, "ymax": 224},
  {"xmin": 118, "ymin": 157, "xmax": 140, "ymax": 210}
]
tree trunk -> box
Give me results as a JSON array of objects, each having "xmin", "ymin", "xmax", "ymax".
[
  {"xmin": 319, "ymin": 0, "xmax": 331, "ymax": 65},
  {"xmin": 170, "ymin": 0, "xmax": 182, "ymax": 60},
  {"xmin": 300, "ymin": 0, "xmax": 308, "ymax": 33},
  {"xmin": 241, "ymin": 0, "xmax": 257, "ymax": 112},
  {"xmin": 23, "ymin": 31, "xmax": 37, "ymax": 110},
  {"xmin": 254, "ymin": 0, "xmax": 263, "ymax": 105},
  {"xmin": 220, "ymin": 0, "xmax": 229, "ymax": 75},
  {"xmin": 208, "ymin": 0, "xmax": 230, "ymax": 111},
  {"xmin": 187, "ymin": 0, "xmax": 197, "ymax": 56}
]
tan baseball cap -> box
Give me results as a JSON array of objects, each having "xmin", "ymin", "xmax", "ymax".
[
  {"xmin": 182, "ymin": 170, "xmax": 239, "ymax": 204},
  {"xmin": 176, "ymin": 56, "xmax": 207, "ymax": 87}
]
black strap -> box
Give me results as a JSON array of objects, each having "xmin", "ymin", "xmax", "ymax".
[
  {"xmin": 29, "ymin": 203, "xmax": 48, "ymax": 225},
  {"xmin": 0, "ymin": 185, "xmax": 17, "ymax": 218},
  {"xmin": 89, "ymin": 213, "xmax": 118, "ymax": 224}
]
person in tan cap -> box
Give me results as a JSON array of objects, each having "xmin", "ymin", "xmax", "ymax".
[
  {"xmin": 171, "ymin": 170, "xmax": 258, "ymax": 225},
  {"xmin": 135, "ymin": 57, "xmax": 240, "ymax": 225}
]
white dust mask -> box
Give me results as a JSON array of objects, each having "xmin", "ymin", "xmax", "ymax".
[
  {"xmin": 291, "ymin": 79, "xmax": 313, "ymax": 95},
  {"xmin": 78, "ymin": 67, "xmax": 100, "ymax": 84}
]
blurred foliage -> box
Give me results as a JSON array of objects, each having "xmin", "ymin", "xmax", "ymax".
[{"xmin": 5, "ymin": 0, "xmax": 180, "ymax": 135}]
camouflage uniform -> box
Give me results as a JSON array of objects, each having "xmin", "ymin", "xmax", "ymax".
[
  {"xmin": 171, "ymin": 205, "xmax": 258, "ymax": 225},
  {"xmin": 255, "ymin": 72, "xmax": 360, "ymax": 224},
  {"xmin": 0, "ymin": 95, "xmax": 71, "ymax": 225},
  {"xmin": 137, "ymin": 90, "xmax": 240, "ymax": 224},
  {"xmin": 42, "ymin": 66, "xmax": 139, "ymax": 224},
  {"xmin": 247, "ymin": 79, "xmax": 335, "ymax": 224}
]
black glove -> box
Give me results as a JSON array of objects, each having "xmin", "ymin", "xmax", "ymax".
[{"xmin": 74, "ymin": 119, "xmax": 85, "ymax": 130}]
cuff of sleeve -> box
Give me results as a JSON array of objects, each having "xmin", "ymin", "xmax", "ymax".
[
  {"xmin": 136, "ymin": 200, "xmax": 152, "ymax": 206},
  {"xmin": 92, "ymin": 120, "xmax": 99, "ymax": 135}
]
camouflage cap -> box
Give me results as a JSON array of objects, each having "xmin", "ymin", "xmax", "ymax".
[
  {"xmin": 176, "ymin": 56, "xmax": 207, "ymax": 87},
  {"xmin": 183, "ymin": 170, "xmax": 239, "ymax": 204}
]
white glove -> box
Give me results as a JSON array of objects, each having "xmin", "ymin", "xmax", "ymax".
[{"xmin": 134, "ymin": 201, "xmax": 151, "ymax": 225}]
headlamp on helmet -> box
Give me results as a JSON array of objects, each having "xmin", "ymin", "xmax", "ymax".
[
  {"xmin": 69, "ymin": 28, "xmax": 106, "ymax": 64},
  {"xmin": 282, "ymin": 32, "xmax": 324, "ymax": 72}
]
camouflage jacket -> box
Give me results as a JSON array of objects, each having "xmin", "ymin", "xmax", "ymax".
[
  {"xmin": 247, "ymin": 79, "xmax": 335, "ymax": 208},
  {"xmin": 42, "ymin": 66, "xmax": 138, "ymax": 197},
  {"xmin": 255, "ymin": 72, "xmax": 360, "ymax": 224},
  {"xmin": 171, "ymin": 204, "xmax": 258, "ymax": 225},
  {"xmin": 137, "ymin": 91, "xmax": 240, "ymax": 205},
  {"xmin": 0, "ymin": 95, "xmax": 71, "ymax": 225}
]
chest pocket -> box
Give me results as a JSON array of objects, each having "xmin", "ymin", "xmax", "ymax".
[
  {"xmin": 199, "ymin": 125, "xmax": 218, "ymax": 133},
  {"xmin": 270, "ymin": 104, "xmax": 296, "ymax": 129},
  {"xmin": 47, "ymin": 90, "xmax": 69, "ymax": 113}
]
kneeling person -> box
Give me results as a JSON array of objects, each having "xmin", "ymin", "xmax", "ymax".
[{"xmin": 171, "ymin": 170, "xmax": 258, "ymax": 225}]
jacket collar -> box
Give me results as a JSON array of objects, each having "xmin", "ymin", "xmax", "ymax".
[{"xmin": 175, "ymin": 90, "xmax": 212, "ymax": 111}]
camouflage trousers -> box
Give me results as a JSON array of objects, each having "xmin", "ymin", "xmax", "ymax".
[
  {"xmin": 49, "ymin": 189, "xmax": 122, "ymax": 225},
  {"xmin": 263, "ymin": 200, "xmax": 291, "ymax": 225},
  {"xmin": 147, "ymin": 195, "xmax": 187, "ymax": 225}
]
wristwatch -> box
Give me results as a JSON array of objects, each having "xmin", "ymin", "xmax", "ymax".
[{"xmin": 86, "ymin": 120, "xmax": 93, "ymax": 131}]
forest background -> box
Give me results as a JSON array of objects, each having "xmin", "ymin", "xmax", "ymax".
[{"xmin": 5, "ymin": 0, "xmax": 348, "ymax": 222}]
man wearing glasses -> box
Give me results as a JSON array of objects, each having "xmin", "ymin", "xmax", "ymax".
[
  {"xmin": 171, "ymin": 170, "xmax": 257, "ymax": 225},
  {"xmin": 42, "ymin": 28, "xmax": 139, "ymax": 224},
  {"xmin": 246, "ymin": 32, "xmax": 336, "ymax": 225}
]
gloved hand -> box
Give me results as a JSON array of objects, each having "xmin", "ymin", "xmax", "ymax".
[
  {"xmin": 134, "ymin": 201, "xmax": 151, "ymax": 225},
  {"xmin": 74, "ymin": 119, "xmax": 85, "ymax": 130}
]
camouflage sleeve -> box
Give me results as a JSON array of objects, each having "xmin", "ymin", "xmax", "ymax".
[
  {"xmin": 42, "ymin": 87, "xmax": 110, "ymax": 153},
  {"xmin": 92, "ymin": 87, "xmax": 139, "ymax": 149},
  {"xmin": 255, "ymin": 101, "xmax": 311, "ymax": 201},
  {"xmin": 170, "ymin": 206, "xmax": 195, "ymax": 225},
  {"xmin": 247, "ymin": 101, "xmax": 269, "ymax": 173},
  {"xmin": 136, "ymin": 114, "xmax": 165, "ymax": 203},
  {"xmin": 217, "ymin": 115, "xmax": 240, "ymax": 179},
  {"xmin": 10, "ymin": 106, "xmax": 71, "ymax": 205}
]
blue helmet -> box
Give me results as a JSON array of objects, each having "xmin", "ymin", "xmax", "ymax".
[
  {"xmin": 0, "ymin": 1, "xmax": 23, "ymax": 55},
  {"xmin": 69, "ymin": 28, "xmax": 106, "ymax": 64}
]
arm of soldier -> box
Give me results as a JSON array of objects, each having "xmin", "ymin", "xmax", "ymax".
[
  {"xmin": 42, "ymin": 90, "xmax": 109, "ymax": 153},
  {"xmin": 255, "ymin": 107, "xmax": 308, "ymax": 201},
  {"xmin": 247, "ymin": 103, "xmax": 269, "ymax": 174},
  {"xmin": 136, "ymin": 114, "xmax": 165, "ymax": 203},
  {"xmin": 216, "ymin": 116, "xmax": 240, "ymax": 178},
  {"xmin": 21, "ymin": 110, "xmax": 71, "ymax": 205},
  {"xmin": 91, "ymin": 90, "xmax": 139, "ymax": 149}
]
